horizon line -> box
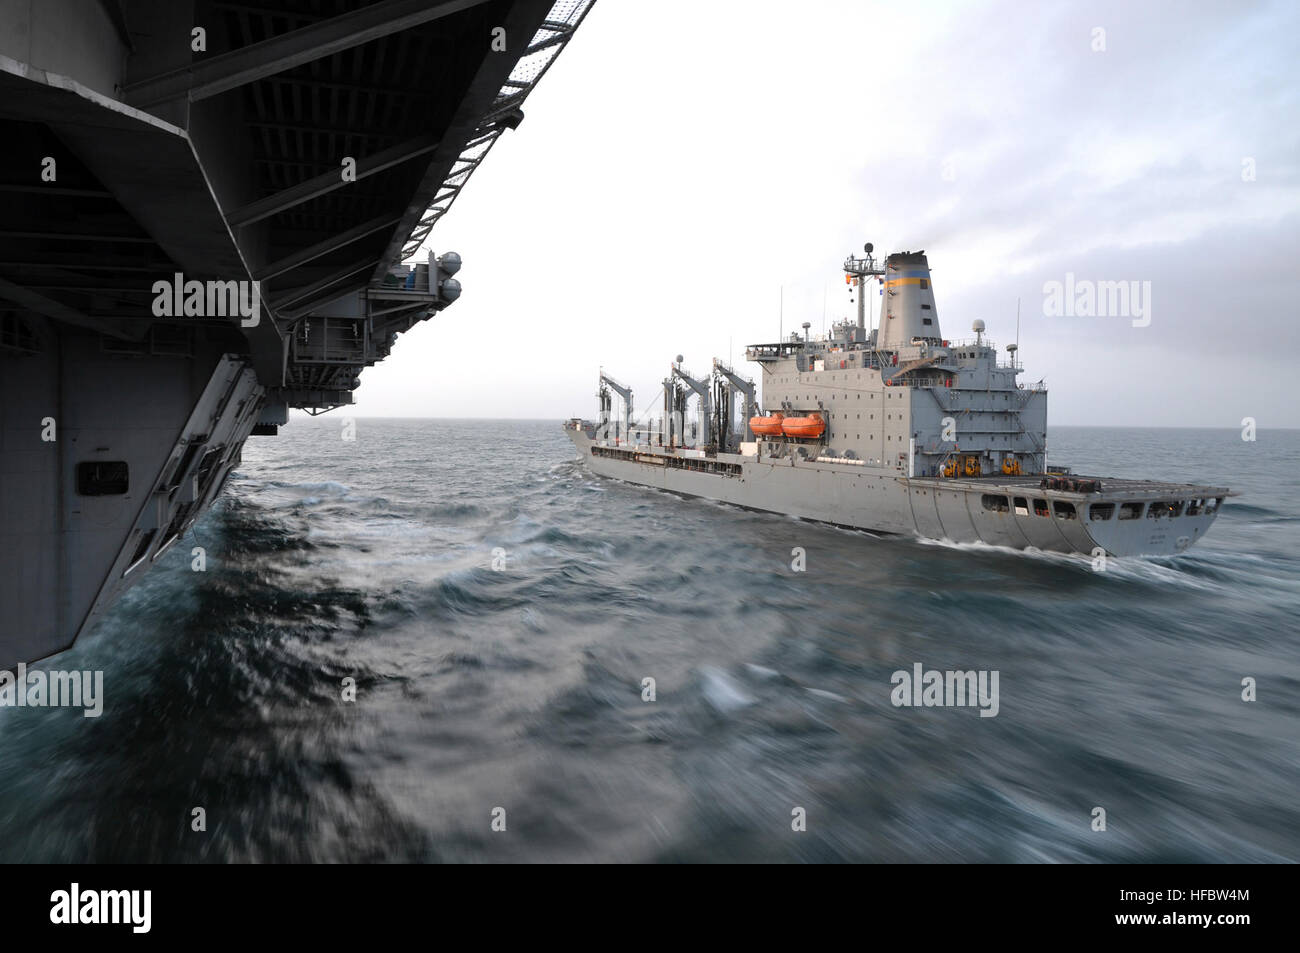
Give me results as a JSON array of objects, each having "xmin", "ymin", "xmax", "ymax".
[{"xmin": 286, "ymin": 416, "xmax": 1299, "ymax": 431}]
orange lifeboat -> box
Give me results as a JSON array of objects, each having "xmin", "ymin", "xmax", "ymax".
[
  {"xmin": 749, "ymin": 413, "xmax": 784, "ymax": 436},
  {"xmin": 781, "ymin": 415, "xmax": 826, "ymax": 439}
]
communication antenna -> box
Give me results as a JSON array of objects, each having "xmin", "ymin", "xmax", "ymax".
[
  {"xmin": 1008, "ymin": 297, "xmax": 1022, "ymax": 369},
  {"xmin": 779, "ymin": 284, "xmax": 784, "ymax": 342}
]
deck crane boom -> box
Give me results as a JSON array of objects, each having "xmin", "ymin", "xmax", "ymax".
[
  {"xmin": 597, "ymin": 370, "xmax": 633, "ymax": 441},
  {"xmin": 712, "ymin": 358, "xmax": 757, "ymax": 447},
  {"xmin": 670, "ymin": 362, "xmax": 712, "ymax": 448},
  {"xmin": 660, "ymin": 377, "xmax": 686, "ymax": 448}
]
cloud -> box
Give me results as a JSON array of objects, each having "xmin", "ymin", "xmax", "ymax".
[{"xmin": 349, "ymin": 0, "xmax": 1300, "ymax": 429}]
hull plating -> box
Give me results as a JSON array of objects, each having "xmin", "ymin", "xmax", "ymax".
[{"xmin": 566, "ymin": 429, "xmax": 1223, "ymax": 558}]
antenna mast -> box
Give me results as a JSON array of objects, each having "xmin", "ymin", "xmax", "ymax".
[
  {"xmin": 1007, "ymin": 297, "xmax": 1022, "ymax": 371},
  {"xmin": 843, "ymin": 242, "xmax": 885, "ymax": 343}
]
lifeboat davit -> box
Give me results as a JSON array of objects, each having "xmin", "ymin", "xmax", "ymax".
[
  {"xmin": 781, "ymin": 415, "xmax": 825, "ymax": 438},
  {"xmin": 749, "ymin": 413, "xmax": 785, "ymax": 437}
]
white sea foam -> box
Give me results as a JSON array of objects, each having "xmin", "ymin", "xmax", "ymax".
[{"xmin": 700, "ymin": 666, "xmax": 755, "ymax": 713}]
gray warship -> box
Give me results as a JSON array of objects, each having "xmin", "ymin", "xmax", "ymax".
[{"xmin": 566, "ymin": 245, "xmax": 1230, "ymax": 557}]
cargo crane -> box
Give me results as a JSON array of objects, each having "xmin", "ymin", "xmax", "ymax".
[
  {"xmin": 597, "ymin": 371, "xmax": 633, "ymax": 442},
  {"xmin": 670, "ymin": 360, "xmax": 712, "ymax": 449},
  {"xmin": 712, "ymin": 358, "xmax": 757, "ymax": 449},
  {"xmin": 660, "ymin": 376, "xmax": 687, "ymax": 448}
]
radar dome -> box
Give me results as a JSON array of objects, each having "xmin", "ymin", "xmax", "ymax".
[{"xmin": 972, "ymin": 319, "xmax": 986, "ymax": 333}]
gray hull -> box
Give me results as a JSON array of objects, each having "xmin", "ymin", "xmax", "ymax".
[{"xmin": 565, "ymin": 426, "xmax": 1227, "ymax": 558}]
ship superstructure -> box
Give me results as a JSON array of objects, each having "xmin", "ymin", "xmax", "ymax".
[{"xmin": 566, "ymin": 244, "xmax": 1230, "ymax": 557}]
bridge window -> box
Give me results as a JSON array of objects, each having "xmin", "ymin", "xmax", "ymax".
[
  {"xmin": 981, "ymin": 494, "xmax": 1009, "ymax": 513},
  {"xmin": 1053, "ymin": 501, "xmax": 1077, "ymax": 519},
  {"xmin": 1089, "ymin": 503, "xmax": 1115, "ymax": 521},
  {"xmin": 1118, "ymin": 502, "xmax": 1143, "ymax": 520},
  {"xmin": 1205, "ymin": 496, "xmax": 1223, "ymax": 514},
  {"xmin": 1033, "ymin": 498, "xmax": 1049, "ymax": 517},
  {"xmin": 1014, "ymin": 497, "xmax": 1029, "ymax": 515},
  {"xmin": 1147, "ymin": 501, "xmax": 1181, "ymax": 519},
  {"xmin": 1186, "ymin": 499, "xmax": 1202, "ymax": 515},
  {"xmin": 77, "ymin": 461, "xmax": 129, "ymax": 496}
]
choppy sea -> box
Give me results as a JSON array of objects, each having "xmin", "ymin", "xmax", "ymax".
[{"xmin": 1, "ymin": 420, "xmax": 1296, "ymax": 862}]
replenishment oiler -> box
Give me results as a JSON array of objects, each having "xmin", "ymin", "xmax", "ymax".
[{"xmin": 565, "ymin": 244, "xmax": 1230, "ymax": 557}]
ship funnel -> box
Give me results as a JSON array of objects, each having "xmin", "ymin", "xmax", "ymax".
[{"xmin": 877, "ymin": 251, "xmax": 941, "ymax": 350}]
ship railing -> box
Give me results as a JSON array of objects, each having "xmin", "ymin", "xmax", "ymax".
[
  {"xmin": 944, "ymin": 337, "xmax": 1002, "ymax": 352},
  {"xmin": 399, "ymin": 1, "xmax": 595, "ymax": 261}
]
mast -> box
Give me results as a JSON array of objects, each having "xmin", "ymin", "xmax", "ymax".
[{"xmin": 843, "ymin": 242, "xmax": 885, "ymax": 342}]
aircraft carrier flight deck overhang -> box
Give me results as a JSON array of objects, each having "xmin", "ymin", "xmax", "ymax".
[{"xmin": 0, "ymin": 0, "xmax": 594, "ymax": 668}]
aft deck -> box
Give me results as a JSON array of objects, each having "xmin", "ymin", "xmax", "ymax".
[
  {"xmin": 909, "ymin": 472, "xmax": 1231, "ymax": 526},
  {"xmin": 910, "ymin": 473, "xmax": 1230, "ymax": 500}
]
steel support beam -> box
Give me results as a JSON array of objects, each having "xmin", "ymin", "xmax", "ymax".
[
  {"xmin": 226, "ymin": 135, "xmax": 439, "ymax": 227},
  {"xmin": 525, "ymin": 29, "xmax": 572, "ymax": 55},
  {"xmin": 368, "ymin": 301, "xmax": 432, "ymax": 319},
  {"xmin": 255, "ymin": 214, "xmax": 403, "ymax": 281},
  {"xmin": 274, "ymin": 257, "xmax": 377, "ymax": 314},
  {"xmin": 0, "ymin": 277, "xmax": 131, "ymax": 338},
  {"xmin": 0, "ymin": 257, "xmax": 174, "ymax": 272},
  {"xmin": 0, "ymin": 230, "xmax": 153, "ymax": 243},
  {"xmin": 123, "ymin": 0, "xmax": 496, "ymax": 107}
]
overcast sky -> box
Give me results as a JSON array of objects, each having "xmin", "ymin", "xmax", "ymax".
[{"xmin": 342, "ymin": 0, "xmax": 1300, "ymax": 428}]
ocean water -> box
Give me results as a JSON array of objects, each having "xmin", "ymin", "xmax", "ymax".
[{"xmin": 1, "ymin": 420, "xmax": 1296, "ymax": 862}]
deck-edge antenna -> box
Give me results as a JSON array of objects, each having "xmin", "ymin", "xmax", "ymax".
[
  {"xmin": 1007, "ymin": 297, "xmax": 1021, "ymax": 369},
  {"xmin": 779, "ymin": 285, "xmax": 784, "ymax": 343}
]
